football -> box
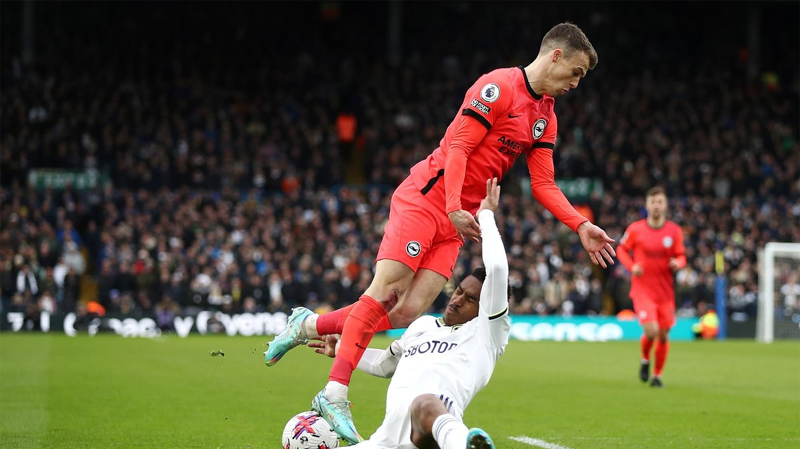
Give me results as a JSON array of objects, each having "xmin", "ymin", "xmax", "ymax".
[{"xmin": 281, "ymin": 411, "xmax": 340, "ymax": 449}]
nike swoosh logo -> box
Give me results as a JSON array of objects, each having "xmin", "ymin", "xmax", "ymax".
[
  {"xmin": 508, "ymin": 114, "xmax": 521, "ymax": 118},
  {"xmin": 355, "ymin": 343, "xmax": 368, "ymax": 350}
]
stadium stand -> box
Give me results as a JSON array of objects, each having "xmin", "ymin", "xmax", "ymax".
[{"xmin": 1, "ymin": 2, "xmax": 797, "ymax": 330}]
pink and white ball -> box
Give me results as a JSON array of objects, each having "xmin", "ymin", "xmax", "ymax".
[{"xmin": 282, "ymin": 411, "xmax": 340, "ymax": 449}]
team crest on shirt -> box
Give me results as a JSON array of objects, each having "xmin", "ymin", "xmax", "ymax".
[
  {"xmin": 532, "ymin": 118, "xmax": 547, "ymax": 139},
  {"xmin": 480, "ymin": 83, "xmax": 500, "ymax": 103},
  {"xmin": 662, "ymin": 236, "xmax": 673, "ymax": 248},
  {"xmin": 406, "ymin": 241, "xmax": 421, "ymax": 257}
]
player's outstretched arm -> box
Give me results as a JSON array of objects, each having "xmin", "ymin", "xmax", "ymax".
[
  {"xmin": 309, "ymin": 335, "xmax": 400, "ymax": 378},
  {"xmin": 576, "ymin": 222, "xmax": 616, "ymax": 268},
  {"xmin": 476, "ymin": 178, "xmax": 509, "ymax": 317},
  {"xmin": 356, "ymin": 344, "xmax": 400, "ymax": 378},
  {"xmin": 527, "ymin": 146, "xmax": 615, "ymax": 267}
]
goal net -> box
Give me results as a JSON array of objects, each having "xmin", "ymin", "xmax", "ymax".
[{"xmin": 757, "ymin": 243, "xmax": 800, "ymax": 343}]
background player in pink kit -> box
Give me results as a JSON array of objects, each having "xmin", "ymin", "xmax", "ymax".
[
  {"xmin": 265, "ymin": 23, "xmax": 616, "ymax": 442},
  {"xmin": 617, "ymin": 187, "xmax": 687, "ymax": 387}
]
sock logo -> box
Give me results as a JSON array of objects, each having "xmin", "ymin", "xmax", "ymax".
[
  {"xmin": 406, "ymin": 241, "xmax": 421, "ymax": 257},
  {"xmin": 355, "ymin": 343, "xmax": 368, "ymax": 350}
]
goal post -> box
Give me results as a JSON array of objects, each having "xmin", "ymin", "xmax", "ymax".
[{"xmin": 757, "ymin": 242, "xmax": 800, "ymax": 343}]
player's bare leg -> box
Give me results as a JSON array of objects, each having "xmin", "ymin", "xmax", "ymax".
[
  {"xmin": 651, "ymin": 327, "xmax": 670, "ymax": 388},
  {"xmin": 639, "ymin": 321, "xmax": 658, "ymax": 382},
  {"xmin": 410, "ymin": 394, "xmax": 445, "ymax": 449},
  {"xmin": 387, "ymin": 268, "xmax": 449, "ymax": 328},
  {"xmin": 411, "ymin": 394, "xmax": 495, "ymax": 449}
]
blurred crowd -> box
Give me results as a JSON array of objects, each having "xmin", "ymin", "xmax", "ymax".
[{"xmin": 1, "ymin": 2, "xmax": 798, "ymax": 328}]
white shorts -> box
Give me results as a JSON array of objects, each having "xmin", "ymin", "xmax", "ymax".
[{"xmin": 352, "ymin": 390, "xmax": 465, "ymax": 449}]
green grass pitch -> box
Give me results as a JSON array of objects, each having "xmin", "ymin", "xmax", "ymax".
[{"xmin": 1, "ymin": 334, "xmax": 798, "ymax": 449}]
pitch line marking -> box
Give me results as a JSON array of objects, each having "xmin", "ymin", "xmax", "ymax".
[{"xmin": 510, "ymin": 436, "xmax": 576, "ymax": 449}]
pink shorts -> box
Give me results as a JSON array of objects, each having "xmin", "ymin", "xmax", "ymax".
[
  {"xmin": 632, "ymin": 295, "xmax": 676, "ymax": 330},
  {"xmin": 376, "ymin": 177, "xmax": 462, "ymax": 279}
]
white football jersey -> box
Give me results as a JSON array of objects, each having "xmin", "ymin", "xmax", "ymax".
[
  {"xmin": 355, "ymin": 210, "xmax": 510, "ymax": 449},
  {"xmin": 387, "ymin": 309, "xmax": 509, "ymax": 415}
]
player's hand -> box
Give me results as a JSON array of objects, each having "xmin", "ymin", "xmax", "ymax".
[
  {"xmin": 449, "ymin": 210, "xmax": 481, "ymax": 242},
  {"xmin": 632, "ymin": 263, "xmax": 644, "ymax": 277},
  {"xmin": 577, "ymin": 222, "xmax": 616, "ymax": 268},
  {"xmin": 308, "ymin": 335, "xmax": 338, "ymax": 358},
  {"xmin": 668, "ymin": 258, "xmax": 681, "ymax": 272},
  {"xmin": 477, "ymin": 178, "xmax": 501, "ymax": 216}
]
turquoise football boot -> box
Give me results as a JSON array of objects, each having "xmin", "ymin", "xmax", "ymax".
[
  {"xmin": 264, "ymin": 307, "xmax": 313, "ymax": 366},
  {"xmin": 467, "ymin": 428, "xmax": 495, "ymax": 449},
  {"xmin": 311, "ymin": 390, "xmax": 363, "ymax": 445}
]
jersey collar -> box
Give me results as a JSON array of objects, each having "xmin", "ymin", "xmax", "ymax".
[
  {"xmin": 518, "ymin": 66, "xmax": 543, "ymax": 100},
  {"xmin": 437, "ymin": 316, "xmax": 463, "ymax": 332}
]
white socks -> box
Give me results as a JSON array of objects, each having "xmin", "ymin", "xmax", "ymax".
[
  {"xmin": 432, "ymin": 414, "xmax": 468, "ymax": 449},
  {"xmin": 304, "ymin": 314, "xmax": 320, "ymax": 339},
  {"xmin": 324, "ymin": 381, "xmax": 349, "ymax": 401}
]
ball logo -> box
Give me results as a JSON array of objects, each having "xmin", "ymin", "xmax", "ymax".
[
  {"xmin": 480, "ymin": 83, "xmax": 500, "ymax": 103},
  {"xmin": 662, "ymin": 236, "xmax": 673, "ymax": 248},
  {"xmin": 532, "ymin": 118, "xmax": 547, "ymax": 139},
  {"xmin": 406, "ymin": 241, "xmax": 421, "ymax": 257},
  {"xmin": 293, "ymin": 413, "xmax": 320, "ymax": 438}
]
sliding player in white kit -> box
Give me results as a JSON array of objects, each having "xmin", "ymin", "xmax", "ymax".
[{"xmin": 310, "ymin": 178, "xmax": 509, "ymax": 449}]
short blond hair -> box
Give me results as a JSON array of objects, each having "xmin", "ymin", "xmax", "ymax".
[
  {"xmin": 646, "ymin": 186, "xmax": 666, "ymax": 198},
  {"xmin": 539, "ymin": 22, "xmax": 598, "ymax": 70}
]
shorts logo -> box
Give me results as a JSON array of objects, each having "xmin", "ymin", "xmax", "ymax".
[
  {"xmin": 639, "ymin": 311, "xmax": 647, "ymax": 319},
  {"xmin": 662, "ymin": 236, "xmax": 673, "ymax": 248},
  {"xmin": 532, "ymin": 118, "xmax": 547, "ymax": 139},
  {"xmin": 406, "ymin": 241, "xmax": 421, "ymax": 257},
  {"xmin": 470, "ymin": 98, "xmax": 491, "ymax": 114},
  {"xmin": 480, "ymin": 83, "xmax": 500, "ymax": 103}
]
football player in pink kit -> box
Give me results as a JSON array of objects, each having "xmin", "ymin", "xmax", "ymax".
[
  {"xmin": 617, "ymin": 187, "xmax": 687, "ymax": 387},
  {"xmin": 265, "ymin": 23, "xmax": 616, "ymax": 443}
]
